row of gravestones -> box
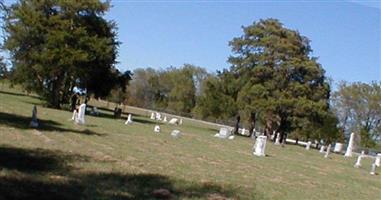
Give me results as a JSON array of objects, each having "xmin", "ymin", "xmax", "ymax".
[
  {"xmin": 215, "ymin": 126, "xmax": 381, "ymax": 175},
  {"xmin": 150, "ymin": 112, "xmax": 183, "ymax": 125},
  {"xmin": 28, "ymin": 105, "xmax": 381, "ymax": 175}
]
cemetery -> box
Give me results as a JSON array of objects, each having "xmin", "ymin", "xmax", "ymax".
[
  {"xmin": 0, "ymin": 83, "xmax": 380, "ymax": 200},
  {"xmin": 0, "ymin": 1, "xmax": 380, "ymax": 199}
]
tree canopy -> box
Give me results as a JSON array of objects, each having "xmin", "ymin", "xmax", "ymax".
[{"xmin": 1, "ymin": 0, "xmax": 124, "ymax": 108}]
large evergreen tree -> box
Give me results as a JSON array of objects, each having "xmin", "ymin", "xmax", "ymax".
[
  {"xmin": 2, "ymin": 0, "xmax": 120, "ymax": 108},
  {"xmin": 228, "ymin": 19, "xmax": 332, "ymax": 141}
]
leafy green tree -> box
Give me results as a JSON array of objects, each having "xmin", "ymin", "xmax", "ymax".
[
  {"xmin": 332, "ymin": 82, "xmax": 381, "ymax": 148},
  {"xmin": 2, "ymin": 0, "xmax": 119, "ymax": 108},
  {"xmin": 228, "ymin": 19, "xmax": 331, "ymax": 141}
]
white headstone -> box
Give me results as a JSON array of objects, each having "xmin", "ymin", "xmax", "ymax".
[
  {"xmin": 75, "ymin": 104, "xmax": 86, "ymax": 124},
  {"xmin": 319, "ymin": 145, "xmax": 325, "ymax": 153},
  {"xmin": 253, "ymin": 136, "xmax": 267, "ymax": 157},
  {"xmin": 228, "ymin": 135, "xmax": 235, "ymax": 140},
  {"xmin": 334, "ymin": 142, "xmax": 343, "ymax": 153},
  {"xmin": 150, "ymin": 112, "xmax": 155, "ymax": 120},
  {"xmin": 30, "ymin": 105, "xmax": 39, "ymax": 128},
  {"xmin": 274, "ymin": 133, "xmax": 281, "ymax": 145},
  {"xmin": 354, "ymin": 151, "xmax": 365, "ymax": 168},
  {"xmin": 163, "ymin": 116, "xmax": 167, "ymax": 122},
  {"xmin": 125, "ymin": 114, "xmax": 133, "ymax": 124},
  {"xmin": 171, "ymin": 129, "xmax": 181, "ymax": 138},
  {"xmin": 375, "ymin": 153, "xmax": 381, "ymax": 167},
  {"xmin": 306, "ymin": 141, "xmax": 312, "ymax": 150},
  {"xmin": 370, "ymin": 163, "xmax": 376, "ymax": 175},
  {"xmin": 154, "ymin": 125, "xmax": 160, "ymax": 133},
  {"xmin": 156, "ymin": 112, "xmax": 162, "ymax": 120},
  {"xmin": 216, "ymin": 127, "xmax": 231, "ymax": 139},
  {"xmin": 168, "ymin": 118, "xmax": 179, "ymax": 125},
  {"xmin": 179, "ymin": 118, "xmax": 183, "ymax": 125},
  {"xmin": 324, "ymin": 144, "xmax": 331, "ymax": 158},
  {"xmin": 71, "ymin": 110, "xmax": 78, "ymax": 121},
  {"xmin": 344, "ymin": 132, "xmax": 355, "ymax": 157}
]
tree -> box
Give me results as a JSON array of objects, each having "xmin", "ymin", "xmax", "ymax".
[
  {"xmin": 228, "ymin": 19, "xmax": 332, "ymax": 141},
  {"xmin": 332, "ymin": 82, "xmax": 381, "ymax": 148},
  {"xmin": 2, "ymin": 0, "xmax": 120, "ymax": 108}
]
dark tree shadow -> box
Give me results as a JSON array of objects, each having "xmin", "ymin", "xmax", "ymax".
[
  {"xmin": 0, "ymin": 146, "xmax": 250, "ymax": 200},
  {"xmin": 0, "ymin": 112, "xmax": 106, "ymax": 136},
  {"xmin": 0, "ymin": 146, "xmax": 89, "ymax": 173}
]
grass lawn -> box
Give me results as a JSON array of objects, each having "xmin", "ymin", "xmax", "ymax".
[{"xmin": 0, "ymin": 83, "xmax": 380, "ymax": 200}]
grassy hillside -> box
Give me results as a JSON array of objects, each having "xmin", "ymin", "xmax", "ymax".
[{"xmin": 0, "ymin": 83, "xmax": 380, "ymax": 200}]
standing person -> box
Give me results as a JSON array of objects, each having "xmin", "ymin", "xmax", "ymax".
[{"xmin": 234, "ymin": 115, "xmax": 240, "ymax": 135}]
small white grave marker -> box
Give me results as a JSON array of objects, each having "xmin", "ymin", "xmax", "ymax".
[
  {"xmin": 370, "ymin": 163, "xmax": 377, "ymax": 175},
  {"xmin": 125, "ymin": 114, "xmax": 133, "ymax": 124},
  {"xmin": 375, "ymin": 153, "xmax": 381, "ymax": 167},
  {"xmin": 319, "ymin": 146, "xmax": 325, "ymax": 153},
  {"xmin": 150, "ymin": 112, "xmax": 155, "ymax": 120},
  {"xmin": 334, "ymin": 142, "xmax": 343, "ymax": 153},
  {"xmin": 324, "ymin": 144, "xmax": 331, "ymax": 158},
  {"xmin": 253, "ymin": 136, "xmax": 267, "ymax": 157},
  {"xmin": 168, "ymin": 118, "xmax": 179, "ymax": 125},
  {"xmin": 163, "ymin": 116, "xmax": 167, "ymax": 122},
  {"xmin": 354, "ymin": 151, "xmax": 365, "ymax": 168},
  {"xmin": 75, "ymin": 104, "xmax": 86, "ymax": 125},
  {"xmin": 154, "ymin": 125, "xmax": 160, "ymax": 133},
  {"xmin": 306, "ymin": 141, "xmax": 312, "ymax": 150},
  {"xmin": 274, "ymin": 133, "xmax": 281, "ymax": 145},
  {"xmin": 171, "ymin": 130, "xmax": 181, "ymax": 138},
  {"xmin": 215, "ymin": 127, "xmax": 231, "ymax": 139}
]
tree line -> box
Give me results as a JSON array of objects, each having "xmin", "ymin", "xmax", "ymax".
[{"xmin": 1, "ymin": 0, "xmax": 380, "ymax": 148}]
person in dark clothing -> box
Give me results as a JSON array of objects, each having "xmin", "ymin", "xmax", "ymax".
[{"xmin": 234, "ymin": 115, "xmax": 240, "ymax": 135}]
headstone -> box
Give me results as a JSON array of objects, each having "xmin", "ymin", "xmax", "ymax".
[
  {"xmin": 154, "ymin": 125, "xmax": 160, "ymax": 133},
  {"xmin": 354, "ymin": 151, "xmax": 365, "ymax": 168},
  {"xmin": 375, "ymin": 153, "xmax": 381, "ymax": 167},
  {"xmin": 75, "ymin": 104, "xmax": 86, "ymax": 124},
  {"xmin": 90, "ymin": 107, "xmax": 99, "ymax": 116},
  {"xmin": 324, "ymin": 144, "xmax": 331, "ymax": 158},
  {"xmin": 370, "ymin": 163, "xmax": 377, "ymax": 175},
  {"xmin": 150, "ymin": 112, "xmax": 155, "ymax": 120},
  {"xmin": 319, "ymin": 146, "xmax": 325, "ymax": 153},
  {"xmin": 334, "ymin": 142, "xmax": 343, "ymax": 153},
  {"xmin": 125, "ymin": 114, "xmax": 133, "ymax": 124},
  {"xmin": 156, "ymin": 112, "xmax": 162, "ymax": 120},
  {"xmin": 171, "ymin": 130, "xmax": 181, "ymax": 138},
  {"xmin": 253, "ymin": 136, "xmax": 267, "ymax": 157},
  {"xmin": 179, "ymin": 118, "xmax": 183, "ymax": 125},
  {"xmin": 306, "ymin": 141, "xmax": 312, "ymax": 150},
  {"xmin": 274, "ymin": 133, "xmax": 281, "ymax": 145},
  {"xmin": 215, "ymin": 127, "xmax": 231, "ymax": 139},
  {"xmin": 344, "ymin": 132, "xmax": 355, "ymax": 157},
  {"xmin": 228, "ymin": 135, "xmax": 235, "ymax": 140},
  {"xmin": 29, "ymin": 105, "xmax": 39, "ymax": 128},
  {"xmin": 163, "ymin": 116, "xmax": 167, "ymax": 122},
  {"xmin": 168, "ymin": 118, "xmax": 179, "ymax": 125},
  {"xmin": 71, "ymin": 110, "xmax": 78, "ymax": 121}
]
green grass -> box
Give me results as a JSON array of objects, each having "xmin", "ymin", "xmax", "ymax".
[{"xmin": 0, "ymin": 83, "xmax": 380, "ymax": 200}]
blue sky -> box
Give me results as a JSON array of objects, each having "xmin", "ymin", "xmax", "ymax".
[{"xmin": 106, "ymin": 0, "xmax": 380, "ymax": 85}]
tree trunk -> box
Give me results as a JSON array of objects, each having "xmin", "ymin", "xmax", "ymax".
[
  {"xmin": 248, "ymin": 112, "xmax": 256, "ymax": 137},
  {"xmin": 234, "ymin": 115, "xmax": 240, "ymax": 135}
]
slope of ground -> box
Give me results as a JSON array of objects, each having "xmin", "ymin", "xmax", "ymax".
[{"xmin": 0, "ymin": 84, "xmax": 380, "ymax": 200}]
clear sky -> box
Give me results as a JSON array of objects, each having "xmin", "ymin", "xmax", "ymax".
[{"xmin": 106, "ymin": 0, "xmax": 380, "ymax": 85}]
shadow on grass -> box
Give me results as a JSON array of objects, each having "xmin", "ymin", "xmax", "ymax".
[
  {"xmin": 0, "ymin": 146, "xmax": 89, "ymax": 173},
  {"xmin": 0, "ymin": 145, "xmax": 250, "ymax": 200},
  {"xmin": 0, "ymin": 112, "xmax": 106, "ymax": 136}
]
